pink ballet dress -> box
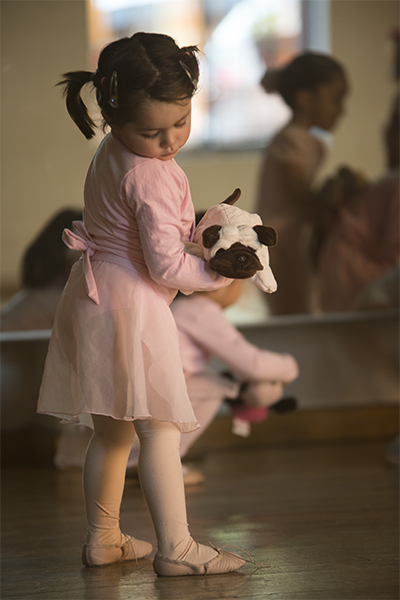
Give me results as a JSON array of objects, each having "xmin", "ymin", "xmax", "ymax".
[
  {"xmin": 37, "ymin": 133, "xmax": 229, "ymax": 433},
  {"xmin": 256, "ymin": 124, "xmax": 326, "ymax": 314},
  {"xmin": 317, "ymin": 171, "xmax": 400, "ymax": 311},
  {"xmin": 256, "ymin": 124, "xmax": 325, "ymax": 231}
]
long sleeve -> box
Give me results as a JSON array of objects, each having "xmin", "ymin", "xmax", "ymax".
[
  {"xmin": 127, "ymin": 159, "xmax": 232, "ymax": 294},
  {"xmin": 172, "ymin": 295, "xmax": 299, "ymax": 383}
]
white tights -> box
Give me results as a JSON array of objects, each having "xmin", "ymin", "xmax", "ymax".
[
  {"xmin": 127, "ymin": 395, "xmax": 222, "ymax": 469},
  {"xmin": 83, "ymin": 415, "xmax": 217, "ymax": 564}
]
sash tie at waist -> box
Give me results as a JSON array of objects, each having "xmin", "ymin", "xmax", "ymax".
[
  {"xmin": 63, "ymin": 221, "xmax": 150, "ymax": 305},
  {"xmin": 63, "ymin": 221, "xmax": 100, "ymax": 304}
]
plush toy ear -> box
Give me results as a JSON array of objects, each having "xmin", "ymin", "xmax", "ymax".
[
  {"xmin": 253, "ymin": 225, "xmax": 277, "ymax": 247},
  {"xmin": 202, "ymin": 224, "xmax": 222, "ymax": 248},
  {"xmin": 222, "ymin": 188, "xmax": 242, "ymax": 206}
]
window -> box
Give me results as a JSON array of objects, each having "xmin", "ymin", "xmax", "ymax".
[{"xmin": 89, "ymin": 0, "xmax": 328, "ymax": 149}]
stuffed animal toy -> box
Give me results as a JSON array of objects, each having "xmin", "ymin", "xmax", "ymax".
[
  {"xmin": 228, "ymin": 380, "xmax": 298, "ymax": 438},
  {"xmin": 186, "ymin": 188, "xmax": 278, "ymax": 293},
  {"xmin": 185, "ymin": 189, "xmax": 286, "ymax": 435}
]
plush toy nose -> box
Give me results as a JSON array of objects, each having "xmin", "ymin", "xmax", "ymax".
[{"xmin": 209, "ymin": 242, "xmax": 263, "ymax": 279}]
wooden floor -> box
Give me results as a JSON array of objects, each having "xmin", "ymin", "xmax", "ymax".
[{"xmin": 1, "ymin": 439, "xmax": 399, "ymax": 600}]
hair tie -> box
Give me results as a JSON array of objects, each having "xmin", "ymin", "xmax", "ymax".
[
  {"xmin": 108, "ymin": 71, "xmax": 118, "ymax": 109},
  {"xmin": 179, "ymin": 61, "xmax": 198, "ymax": 88}
]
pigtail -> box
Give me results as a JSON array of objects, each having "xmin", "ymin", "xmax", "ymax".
[
  {"xmin": 58, "ymin": 33, "xmax": 203, "ymax": 134},
  {"xmin": 261, "ymin": 52, "xmax": 346, "ymax": 109},
  {"xmin": 180, "ymin": 45, "xmax": 200, "ymax": 91},
  {"xmin": 57, "ymin": 71, "xmax": 97, "ymax": 140}
]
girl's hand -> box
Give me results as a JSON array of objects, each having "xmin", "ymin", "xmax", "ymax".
[{"xmin": 184, "ymin": 241, "xmax": 205, "ymax": 259}]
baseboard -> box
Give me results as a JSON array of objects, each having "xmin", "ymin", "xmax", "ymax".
[{"xmin": 186, "ymin": 405, "xmax": 400, "ymax": 458}]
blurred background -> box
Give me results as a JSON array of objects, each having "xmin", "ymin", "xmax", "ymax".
[{"xmin": 1, "ymin": 0, "xmax": 398, "ymax": 305}]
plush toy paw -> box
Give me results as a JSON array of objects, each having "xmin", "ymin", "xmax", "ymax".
[{"xmin": 193, "ymin": 189, "xmax": 278, "ymax": 293}]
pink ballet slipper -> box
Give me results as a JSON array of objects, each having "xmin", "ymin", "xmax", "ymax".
[
  {"xmin": 153, "ymin": 545, "xmax": 246, "ymax": 577},
  {"xmin": 82, "ymin": 535, "xmax": 153, "ymax": 567}
]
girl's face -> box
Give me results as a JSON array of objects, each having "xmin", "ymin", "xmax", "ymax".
[
  {"xmin": 112, "ymin": 99, "xmax": 192, "ymax": 161},
  {"xmin": 310, "ymin": 74, "xmax": 348, "ymax": 131}
]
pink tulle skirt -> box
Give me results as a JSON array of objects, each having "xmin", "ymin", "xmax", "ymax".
[{"xmin": 37, "ymin": 259, "xmax": 200, "ymax": 433}]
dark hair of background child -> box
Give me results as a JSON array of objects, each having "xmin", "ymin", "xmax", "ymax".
[{"xmin": 23, "ymin": 208, "xmax": 82, "ymax": 288}]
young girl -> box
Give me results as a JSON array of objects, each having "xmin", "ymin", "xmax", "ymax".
[
  {"xmin": 37, "ymin": 32, "xmax": 246, "ymax": 576},
  {"xmin": 256, "ymin": 52, "xmax": 348, "ymax": 315}
]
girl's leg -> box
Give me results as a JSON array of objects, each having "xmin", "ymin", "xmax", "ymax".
[
  {"xmin": 135, "ymin": 419, "xmax": 245, "ymax": 575},
  {"xmin": 127, "ymin": 395, "xmax": 222, "ymax": 470},
  {"xmin": 82, "ymin": 414, "xmax": 152, "ymax": 566},
  {"xmin": 134, "ymin": 419, "xmax": 215, "ymax": 563},
  {"xmin": 134, "ymin": 419, "xmax": 245, "ymax": 576},
  {"xmin": 179, "ymin": 396, "xmax": 222, "ymax": 459},
  {"xmin": 54, "ymin": 424, "xmax": 92, "ymax": 469}
]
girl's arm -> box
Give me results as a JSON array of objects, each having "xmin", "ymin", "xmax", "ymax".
[
  {"xmin": 129, "ymin": 161, "xmax": 232, "ymax": 293},
  {"xmin": 175, "ymin": 297, "xmax": 299, "ymax": 384}
]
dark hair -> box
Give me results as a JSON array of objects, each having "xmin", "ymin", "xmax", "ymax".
[
  {"xmin": 23, "ymin": 208, "xmax": 82, "ymax": 288},
  {"xmin": 261, "ymin": 52, "xmax": 346, "ymax": 109},
  {"xmin": 58, "ymin": 32, "xmax": 200, "ymax": 139}
]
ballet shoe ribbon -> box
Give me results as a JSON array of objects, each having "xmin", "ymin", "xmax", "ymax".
[
  {"xmin": 63, "ymin": 221, "xmax": 100, "ymax": 304},
  {"xmin": 209, "ymin": 542, "xmax": 270, "ymax": 569}
]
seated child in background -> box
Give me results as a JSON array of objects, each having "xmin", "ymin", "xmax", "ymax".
[
  {"xmin": 1, "ymin": 208, "xmax": 86, "ymax": 454},
  {"xmin": 54, "ymin": 280, "xmax": 299, "ymax": 482},
  {"xmin": 1, "ymin": 208, "xmax": 82, "ymax": 331},
  {"xmin": 123, "ymin": 279, "xmax": 299, "ymax": 483}
]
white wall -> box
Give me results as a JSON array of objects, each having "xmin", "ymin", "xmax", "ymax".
[
  {"xmin": 177, "ymin": 150, "xmax": 261, "ymax": 214},
  {"xmin": 324, "ymin": 0, "xmax": 399, "ymax": 180},
  {"xmin": 1, "ymin": 0, "xmax": 94, "ymax": 298}
]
